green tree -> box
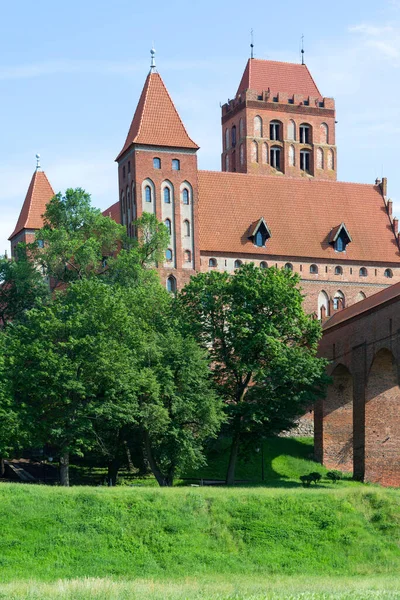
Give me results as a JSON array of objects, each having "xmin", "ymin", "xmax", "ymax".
[
  {"xmin": 5, "ymin": 279, "xmax": 141, "ymax": 486},
  {"xmin": 31, "ymin": 188, "xmax": 125, "ymax": 287},
  {"xmin": 0, "ymin": 246, "xmax": 49, "ymax": 328},
  {"xmin": 178, "ymin": 263, "xmax": 328, "ymax": 485}
]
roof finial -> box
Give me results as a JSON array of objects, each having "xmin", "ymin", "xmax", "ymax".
[
  {"xmin": 150, "ymin": 46, "xmax": 156, "ymax": 72},
  {"xmin": 250, "ymin": 29, "xmax": 254, "ymax": 59},
  {"xmin": 35, "ymin": 153, "xmax": 41, "ymax": 171},
  {"xmin": 301, "ymin": 34, "xmax": 305, "ymax": 65}
]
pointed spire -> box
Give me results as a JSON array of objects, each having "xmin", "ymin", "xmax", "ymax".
[
  {"xmin": 301, "ymin": 34, "xmax": 305, "ymax": 65},
  {"xmin": 150, "ymin": 46, "xmax": 156, "ymax": 72},
  {"xmin": 36, "ymin": 153, "xmax": 41, "ymax": 171},
  {"xmin": 116, "ymin": 70, "xmax": 198, "ymax": 160},
  {"xmin": 9, "ymin": 165, "xmax": 55, "ymax": 240},
  {"xmin": 250, "ymin": 29, "xmax": 254, "ymax": 59}
]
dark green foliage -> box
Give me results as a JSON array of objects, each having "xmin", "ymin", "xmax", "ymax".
[
  {"xmin": 0, "ymin": 245, "xmax": 49, "ymax": 328},
  {"xmin": 327, "ymin": 471, "xmax": 342, "ymax": 483},
  {"xmin": 178, "ymin": 263, "xmax": 330, "ymax": 484},
  {"xmin": 300, "ymin": 472, "xmax": 322, "ymax": 487}
]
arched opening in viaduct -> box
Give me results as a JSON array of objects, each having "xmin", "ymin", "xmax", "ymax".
[
  {"xmin": 316, "ymin": 364, "xmax": 353, "ymax": 473},
  {"xmin": 365, "ymin": 348, "xmax": 400, "ymax": 486}
]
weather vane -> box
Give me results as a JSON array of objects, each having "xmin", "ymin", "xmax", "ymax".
[
  {"xmin": 150, "ymin": 46, "xmax": 156, "ymax": 72},
  {"xmin": 35, "ymin": 153, "xmax": 41, "ymax": 171},
  {"xmin": 301, "ymin": 34, "xmax": 305, "ymax": 65},
  {"xmin": 250, "ymin": 29, "xmax": 254, "ymax": 59}
]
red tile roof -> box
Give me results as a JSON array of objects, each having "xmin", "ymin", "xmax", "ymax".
[
  {"xmin": 102, "ymin": 201, "xmax": 121, "ymax": 224},
  {"xmin": 116, "ymin": 72, "xmax": 198, "ymax": 160},
  {"xmin": 198, "ymin": 172, "xmax": 400, "ymax": 263},
  {"xmin": 237, "ymin": 59, "xmax": 322, "ymax": 98},
  {"xmin": 9, "ymin": 170, "xmax": 55, "ymax": 240},
  {"xmin": 323, "ymin": 281, "xmax": 400, "ymax": 331}
]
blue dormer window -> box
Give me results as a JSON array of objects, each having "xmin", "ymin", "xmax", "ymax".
[
  {"xmin": 249, "ymin": 217, "xmax": 271, "ymax": 247},
  {"xmin": 255, "ymin": 231, "xmax": 264, "ymax": 247},
  {"xmin": 329, "ymin": 223, "xmax": 352, "ymax": 253}
]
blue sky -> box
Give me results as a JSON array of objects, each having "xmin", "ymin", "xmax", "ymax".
[{"xmin": 1, "ymin": 0, "xmax": 400, "ymax": 254}]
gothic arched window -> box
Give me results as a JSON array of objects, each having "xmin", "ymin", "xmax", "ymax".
[
  {"xmin": 254, "ymin": 116, "xmax": 262, "ymax": 137},
  {"xmin": 167, "ymin": 275, "xmax": 176, "ymax": 293},
  {"xmin": 164, "ymin": 218, "xmax": 171, "ymax": 235},
  {"xmin": 182, "ymin": 188, "xmax": 189, "ymax": 205},
  {"xmin": 145, "ymin": 186, "xmax": 152, "ymax": 203}
]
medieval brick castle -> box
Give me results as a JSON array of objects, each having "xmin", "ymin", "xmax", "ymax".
[{"xmin": 9, "ymin": 51, "xmax": 400, "ymax": 320}]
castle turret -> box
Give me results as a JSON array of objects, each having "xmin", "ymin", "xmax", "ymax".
[
  {"xmin": 221, "ymin": 59, "xmax": 337, "ymax": 181},
  {"xmin": 9, "ymin": 155, "xmax": 55, "ymax": 258},
  {"xmin": 116, "ymin": 50, "xmax": 200, "ymax": 290}
]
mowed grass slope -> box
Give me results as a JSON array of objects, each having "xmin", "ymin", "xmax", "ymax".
[{"xmin": 1, "ymin": 484, "xmax": 400, "ymax": 583}]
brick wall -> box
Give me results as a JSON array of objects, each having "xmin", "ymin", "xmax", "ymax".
[{"xmin": 317, "ymin": 293, "xmax": 400, "ymax": 486}]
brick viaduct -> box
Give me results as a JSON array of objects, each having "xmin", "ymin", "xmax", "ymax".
[{"xmin": 316, "ymin": 282, "xmax": 400, "ymax": 486}]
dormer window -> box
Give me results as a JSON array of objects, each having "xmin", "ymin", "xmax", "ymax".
[
  {"xmin": 248, "ymin": 217, "xmax": 272, "ymax": 247},
  {"xmin": 329, "ymin": 223, "xmax": 352, "ymax": 253}
]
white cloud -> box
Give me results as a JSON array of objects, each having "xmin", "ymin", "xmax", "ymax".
[{"xmin": 349, "ymin": 24, "xmax": 394, "ymax": 36}]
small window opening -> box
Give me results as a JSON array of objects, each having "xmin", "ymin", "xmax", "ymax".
[
  {"xmin": 145, "ymin": 186, "xmax": 152, "ymax": 203},
  {"xmin": 166, "ymin": 249, "xmax": 173, "ymax": 261},
  {"xmin": 284, "ymin": 263, "xmax": 293, "ymax": 271},
  {"xmin": 164, "ymin": 219, "xmax": 171, "ymax": 235},
  {"xmin": 153, "ymin": 157, "xmax": 161, "ymax": 169},
  {"xmin": 209, "ymin": 258, "xmax": 217, "ymax": 267},
  {"xmin": 182, "ymin": 189, "xmax": 189, "ymax": 205},
  {"xmin": 172, "ymin": 159, "xmax": 180, "ymax": 171},
  {"xmin": 300, "ymin": 150, "xmax": 310, "ymax": 172},
  {"xmin": 335, "ymin": 266, "xmax": 343, "ymax": 275},
  {"xmin": 270, "ymin": 121, "xmax": 280, "ymax": 141},
  {"xmin": 164, "ymin": 187, "xmax": 171, "ymax": 204},
  {"xmin": 299, "ymin": 124, "xmax": 310, "ymax": 144},
  {"xmin": 359, "ymin": 267, "xmax": 368, "ymax": 277},
  {"xmin": 122, "ymin": 166, "xmax": 126, "ymax": 179},
  {"xmin": 310, "ymin": 264, "xmax": 318, "ymax": 274},
  {"xmin": 167, "ymin": 276, "xmax": 176, "ymax": 293},
  {"xmin": 128, "ymin": 161, "xmax": 131, "ymax": 173},
  {"xmin": 260, "ymin": 261, "xmax": 268, "ymax": 269},
  {"xmin": 234, "ymin": 259, "xmax": 242, "ymax": 268},
  {"xmin": 270, "ymin": 146, "xmax": 281, "ymax": 170},
  {"xmin": 384, "ymin": 268, "xmax": 393, "ymax": 278}
]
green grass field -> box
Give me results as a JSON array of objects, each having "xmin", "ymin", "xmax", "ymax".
[{"xmin": 2, "ymin": 438, "xmax": 399, "ymax": 598}]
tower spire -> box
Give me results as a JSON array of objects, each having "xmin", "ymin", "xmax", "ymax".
[
  {"xmin": 250, "ymin": 29, "xmax": 254, "ymax": 59},
  {"xmin": 35, "ymin": 153, "xmax": 41, "ymax": 171},
  {"xmin": 301, "ymin": 34, "xmax": 305, "ymax": 65},
  {"xmin": 150, "ymin": 46, "xmax": 156, "ymax": 72}
]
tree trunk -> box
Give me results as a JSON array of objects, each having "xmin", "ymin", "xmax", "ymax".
[
  {"xmin": 59, "ymin": 451, "xmax": 70, "ymax": 487},
  {"xmin": 107, "ymin": 458, "xmax": 120, "ymax": 486},
  {"xmin": 0, "ymin": 458, "xmax": 5, "ymax": 478},
  {"xmin": 226, "ymin": 430, "xmax": 241, "ymax": 485},
  {"xmin": 123, "ymin": 440, "xmax": 134, "ymax": 473},
  {"xmin": 143, "ymin": 430, "xmax": 169, "ymax": 486}
]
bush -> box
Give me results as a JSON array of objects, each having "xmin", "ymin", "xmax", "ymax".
[{"xmin": 327, "ymin": 471, "xmax": 341, "ymax": 483}]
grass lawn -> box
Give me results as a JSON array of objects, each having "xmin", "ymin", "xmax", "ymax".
[
  {"xmin": 0, "ymin": 484, "xmax": 400, "ymax": 584},
  {"xmin": 1, "ymin": 575, "xmax": 400, "ymax": 599}
]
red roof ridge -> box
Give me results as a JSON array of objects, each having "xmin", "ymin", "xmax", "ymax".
[
  {"xmin": 198, "ymin": 169, "xmax": 381, "ymax": 190},
  {"xmin": 9, "ymin": 170, "xmax": 55, "ymax": 240},
  {"xmin": 116, "ymin": 71, "xmax": 198, "ymax": 161},
  {"xmin": 323, "ymin": 281, "xmax": 400, "ymax": 331}
]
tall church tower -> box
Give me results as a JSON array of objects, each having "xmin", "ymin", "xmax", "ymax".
[
  {"xmin": 9, "ymin": 155, "xmax": 55, "ymax": 258},
  {"xmin": 116, "ymin": 50, "xmax": 200, "ymax": 291},
  {"xmin": 221, "ymin": 58, "xmax": 337, "ymax": 180}
]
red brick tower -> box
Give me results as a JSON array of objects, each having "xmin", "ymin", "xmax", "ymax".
[
  {"xmin": 116, "ymin": 49, "xmax": 200, "ymax": 291},
  {"xmin": 9, "ymin": 155, "xmax": 55, "ymax": 258},
  {"xmin": 221, "ymin": 59, "xmax": 337, "ymax": 180}
]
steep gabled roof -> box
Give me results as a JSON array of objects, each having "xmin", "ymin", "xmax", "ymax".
[
  {"xmin": 236, "ymin": 58, "xmax": 322, "ymax": 98},
  {"xmin": 9, "ymin": 170, "xmax": 55, "ymax": 240},
  {"xmin": 116, "ymin": 72, "xmax": 198, "ymax": 160},
  {"xmin": 102, "ymin": 201, "xmax": 121, "ymax": 224},
  {"xmin": 198, "ymin": 172, "xmax": 400, "ymax": 263}
]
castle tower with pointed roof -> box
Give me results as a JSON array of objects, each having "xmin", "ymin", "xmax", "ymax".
[
  {"xmin": 9, "ymin": 161, "xmax": 55, "ymax": 258},
  {"xmin": 116, "ymin": 55, "xmax": 200, "ymax": 290},
  {"xmin": 221, "ymin": 58, "xmax": 337, "ymax": 180}
]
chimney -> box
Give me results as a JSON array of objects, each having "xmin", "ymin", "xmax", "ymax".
[
  {"xmin": 381, "ymin": 177, "xmax": 388, "ymax": 198},
  {"xmin": 394, "ymin": 217, "xmax": 399, "ymax": 235},
  {"xmin": 388, "ymin": 199, "xmax": 393, "ymax": 216}
]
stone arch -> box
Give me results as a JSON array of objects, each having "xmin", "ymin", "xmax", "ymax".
[
  {"xmin": 365, "ymin": 348, "xmax": 400, "ymax": 485},
  {"xmin": 240, "ymin": 143, "xmax": 244, "ymax": 165},
  {"xmin": 225, "ymin": 128, "xmax": 230, "ymax": 150},
  {"xmin": 254, "ymin": 115, "xmax": 262, "ymax": 137},
  {"xmin": 239, "ymin": 118, "xmax": 244, "ymax": 138},
  {"xmin": 287, "ymin": 119, "xmax": 296, "ymax": 141},
  {"xmin": 328, "ymin": 148, "xmax": 335, "ymax": 170},
  {"xmin": 288, "ymin": 144, "xmax": 295, "ymax": 167},
  {"xmin": 320, "ymin": 122, "xmax": 329, "ymax": 144},
  {"xmin": 318, "ymin": 290, "xmax": 329, "ymax": 319},
  {"xmin": 142, "ymin": 178, "xmax": 156, "ymax": 214},
  {"xmin": 316, "ymin": 147, "xmax": 324, "ymax": 169},
  {"xmin": 262, "ymin": 142, "xmax": 268, "ymax": 164},
  {"xmin": 356, "ymin": 291, "xmax": 366, "ymax": 302},
  {"xmin": 251, "ymin": 141, "xmax": 258, "ymax": 163},
  {"xmin": 321, "ymin": 364, "xmax": 354, "ymax": 473}
]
